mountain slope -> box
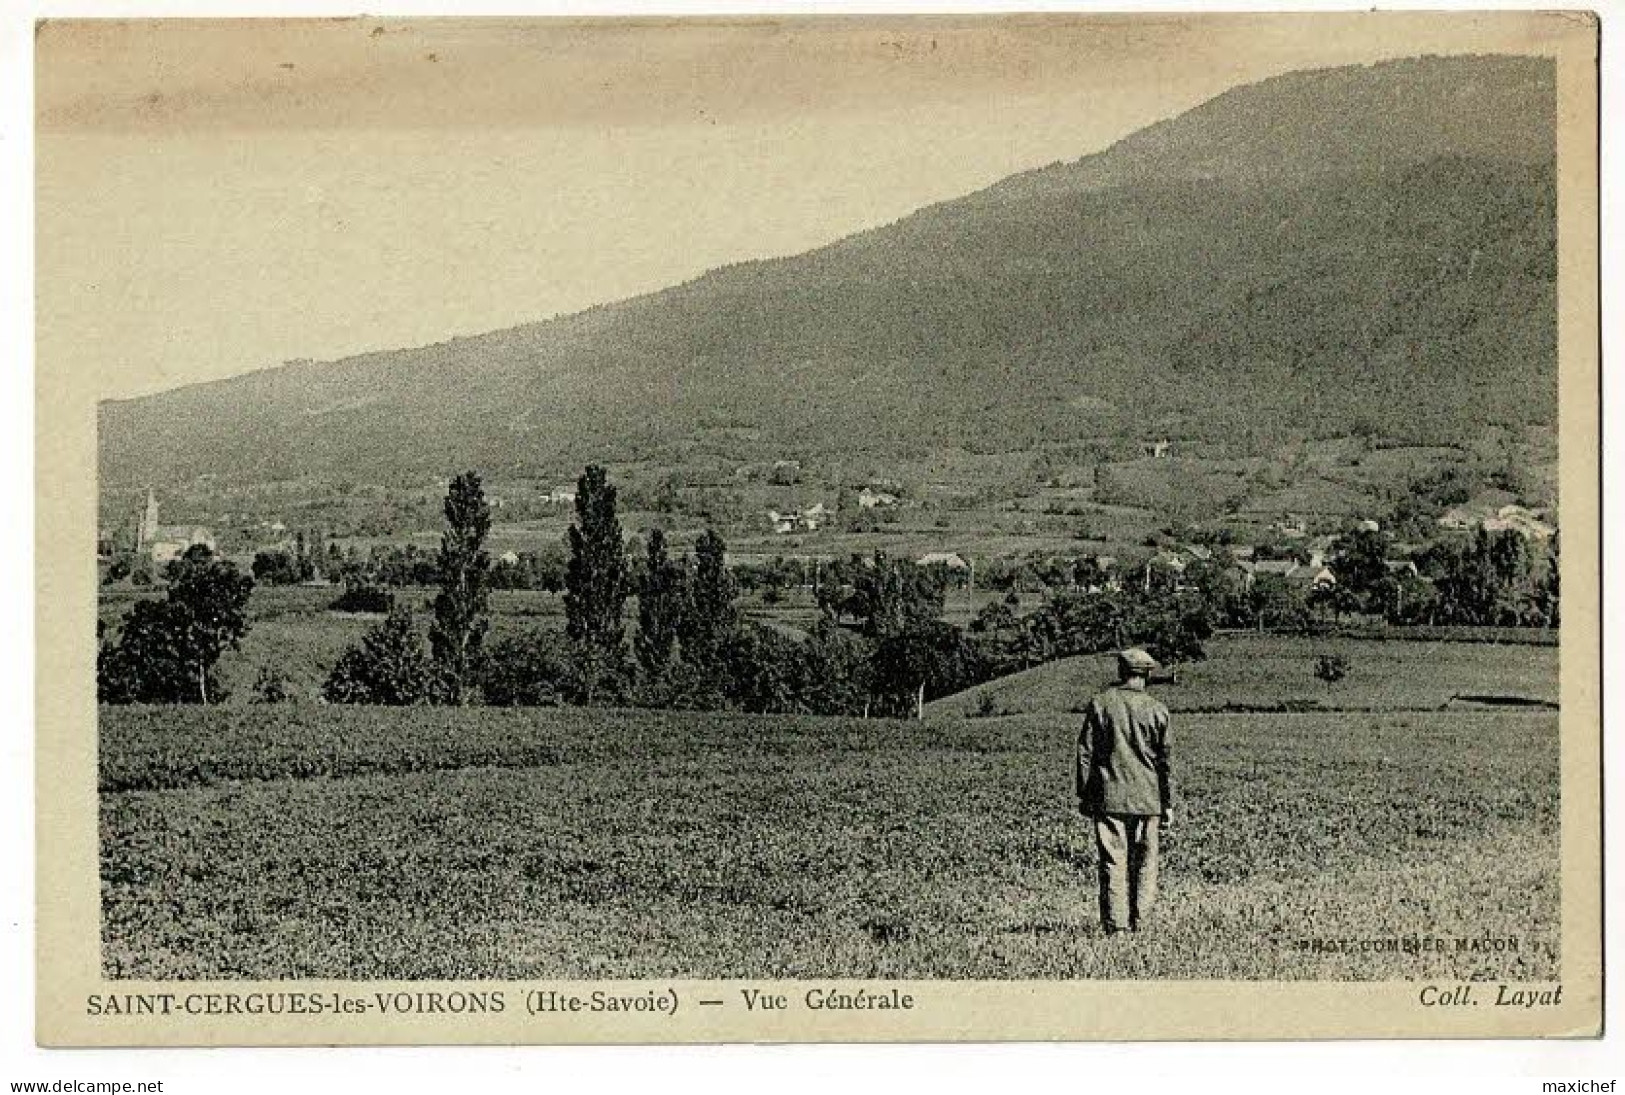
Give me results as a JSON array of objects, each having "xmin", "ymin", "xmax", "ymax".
[{"xmin": 98, "ymin": 54, "xmax": 1557, "ymax": 487}]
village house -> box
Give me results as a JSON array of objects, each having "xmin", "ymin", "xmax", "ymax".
[
  {"xmin": 857, "ymin": 488, "xmax": 900, "ymax": 509},
  {"xmin": 1482, "ymin": 504, "xmax": 1557, "ymax": 541},
  {"xmin": 1139, "ymin": 549, "xmax": 1191, "ymax": 593},
  {"xmin": 1436, "ymin": 502, "xmax": 1556, "ymax": 541},
  {"xmin": 546, "ymin": 487, "xmax": 577, "ymax": 505},
  {"xmin": 1148, "ymin": 549, "xmax": 1188, "ymax": 574},
  {"xmin": 1274, "ymin": 516, "xmax": 1309, "ymax": 540},
  {"xmin": 1093, "ymin": 554, "xmax": 1125, "ymax": 594},
  {"xmin": 915, "ymin": 551, "xmax": 969, "ymax": 571},
  {"xmin": 768, "ymin": 502, "xmax": 828, "ymax": 534},
  {"xmin": 1235, "ymin": 557, "xmax": 1337, "ymax": 590}
]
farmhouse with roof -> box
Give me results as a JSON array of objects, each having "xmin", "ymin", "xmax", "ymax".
[
  {"xmin": 1436, "ymin": 502, "xmax": 1556, "ymax": 541},
  {"xmin": 1482, "ymin": 505, "xmax": 1556, "ymax": 541},
  {"xmin": 857, "ymin": 487, "xmax": 899, "ymax": 509},
  {"xmin": 768, "ymin": 502, "xmax": 828, "ymax": 534},
  {"xmin": 1235, "ymin": 557, "xmax": 1337, "ymax": 589}
]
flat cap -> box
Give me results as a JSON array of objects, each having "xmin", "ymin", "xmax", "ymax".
[{"xmin": 1116, "ymin": 647, "xmax": 1159, "ymax": 672}]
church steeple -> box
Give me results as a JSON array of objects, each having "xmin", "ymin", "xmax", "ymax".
[{"xmin": 138, "ymin": 488, "xmax": 159, "ymax": 547}]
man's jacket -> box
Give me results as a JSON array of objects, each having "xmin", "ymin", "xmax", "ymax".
[{"xmin": 1076, "ymin": 684, "xmax": 1172, "ymax": 817}]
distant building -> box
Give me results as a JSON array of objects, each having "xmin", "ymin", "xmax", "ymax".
[
  {"xmin": 916, "ymin": 552, "xmax": 969, "ymax": 570},
  {"xmin": 498, "ymin": 550, "xmax": 521, "ymax": 566},
  {"xmin": 857, "ymin": 488, "xmax": 899, "ymax": 509},
  {"xmin": 546, "ymin": 488, "xmax": 577, "ymax": 505},
  {"xmin": 1236, "ymin": 558, "xmax": 1337, "ymax": 589},
  {"xmin": 767, "ymin": 502, "xmax": 828, "ymax": 534},
  {"xmin": 1274, "ymin": 516, "xmax": 1309, "ymax": 540},
  {"xmin": 136, "ymin": 489, "xmax": 215, "ymax": 565},
  {"xmin": 1437, "ymin": 503, "xmax": 1555, "ymax": 541},
  {"xmin": 1482, "ymin": 505, "xmax": 1556, "ymax": 542},
  {"xmin": 1148, "ymin": 550, "xmax": 1188, "ymax": 573},
  {"xmin": 1297, "ymin": 565, "xmax": 1337, "ymax": 588}
]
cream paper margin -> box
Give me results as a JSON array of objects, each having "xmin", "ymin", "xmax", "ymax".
[{"xmin": 34, "ymin": 10, "xmax": 1602, "ymax": 1046}]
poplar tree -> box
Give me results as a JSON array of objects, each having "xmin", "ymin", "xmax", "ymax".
[
  {"xmin": 565, "ymin": 465, "xmax": 630, "ymax": 704},
  {"xmin": 635, "ymin": 528, "xmax": 687, "ymax": 676},
  {"xmin": 429, "ymin": 471, "xmax": 492, "ymax": 705},
  {"xmin": 680, "ymin": 528, "xmax": 739, "ymax": 670}
]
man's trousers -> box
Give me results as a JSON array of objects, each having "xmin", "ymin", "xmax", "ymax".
[{"xmin": 1093, "ymin": 813, "xmax": 1160, "ymax": 933}]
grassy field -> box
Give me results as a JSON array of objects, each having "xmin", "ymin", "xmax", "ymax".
[
  {"xmin": 100, "ymin": 701, "xmax": 1558, "ymax": 981},
  {"xmin": 931, "ymin": 632, "xmax": 1559, "ymax": 718}
]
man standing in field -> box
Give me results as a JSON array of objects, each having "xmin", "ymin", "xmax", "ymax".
[{"xmin": 1076, "ymin": 647, "xmax": 1173, "ymax": 935}]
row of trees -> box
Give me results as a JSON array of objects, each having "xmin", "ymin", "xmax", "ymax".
[
  {"xmin": 255, "ymin": 537, "xmax": 569, "ymax": 592},
  {"xmin": 965, "ymin": 523, "xmax": 1559, "ymax": 636},
  {"xmin": 1312, "ymin": 525, "xmax": 1558, "ymax": 628},
  {"xmin": 312, "ymin": 466, "xmax": 1210, "ymax": 716},
  {"xmin": 312, "ymin": 468, "xmax": 980, "ymax": 715}
]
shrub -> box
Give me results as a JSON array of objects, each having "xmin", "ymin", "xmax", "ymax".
[
  {"xmin": 252, "ymin": 550, "xmax": 304, "ymax": 586},
  {"xmin": 481, "ymin": 629, "xmax": 575, "ymax": 707},
  {"xmin": 323, "ymin": 607, "xmax": 436, "ymax": 705},
  {"xmin": 1315, "ymin": 653, "xmax": 1351, "ymax": 686},
  {"xmin": 251, "ymin": 666, "xmax": 294, "ymax": 705},
  {"xmin": 329, "ymin": 578, "xmax": 395, "ymax": 614}
]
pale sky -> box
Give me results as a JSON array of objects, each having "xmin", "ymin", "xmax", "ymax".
[{"xmin": 36, "ymin": 14, "xmax": 1574, "ymax": 401}]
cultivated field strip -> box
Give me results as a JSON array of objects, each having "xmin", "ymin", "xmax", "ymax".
[{"xmin": 100, "ymin": 707, "xmax": 1557, "ymax": 980}]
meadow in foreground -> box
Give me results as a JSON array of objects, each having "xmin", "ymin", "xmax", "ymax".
[
  {"xmin": 101, "ymin": 704, "xmax": 1557, "ymax": 981},
  {"xmin": 935, "ymin": 633, "xmax": 1559, "ymax": 717}
]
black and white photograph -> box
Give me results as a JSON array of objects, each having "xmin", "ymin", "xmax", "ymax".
[{"xmin": 32, "ymin": 12, "xmax": 1600, "ymax": 1044}]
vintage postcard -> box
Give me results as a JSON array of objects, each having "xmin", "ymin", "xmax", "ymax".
[{"xmin": 36, "ymin": 12, "xmax": 1600, "ymax": 1045}]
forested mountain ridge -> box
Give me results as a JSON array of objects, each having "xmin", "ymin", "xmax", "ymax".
[{"xmin": 98, "ymin": 54, "xmax": 1556, "ymax": 487}]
